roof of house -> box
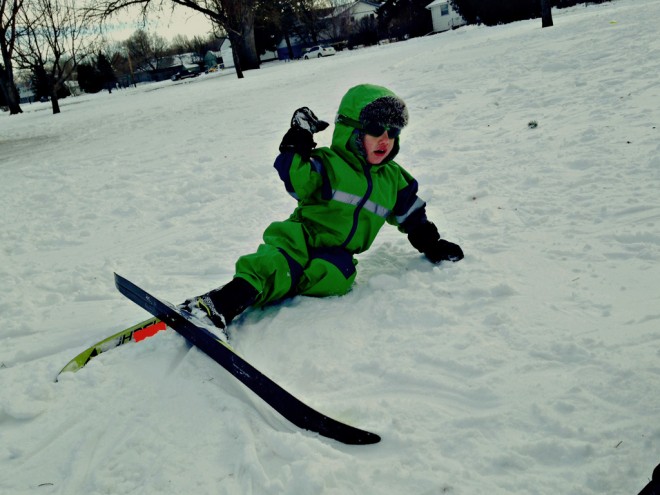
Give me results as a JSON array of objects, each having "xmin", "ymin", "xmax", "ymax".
[
  {"xmin": 333, "ymin": 0, "xmax": 382, "ymax": 17},
  {"xmin": 426, "ymin": 0, "xmax": 449, "ymax": 7}
]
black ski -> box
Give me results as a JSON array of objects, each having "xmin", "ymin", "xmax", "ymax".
[
  {"xmin": 114, "ymin": 273, "xmax": 380, "ymax": 445},
  {"xmin": 639, "ymin": 463, "xmax": 660, "ymax": 495}
]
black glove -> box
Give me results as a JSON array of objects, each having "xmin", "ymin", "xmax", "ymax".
[
  {"xmin": 279, "ymin": 107, "xmax": 329, "ymax": 160},
  {"xmin": 424, "ymin": 239, "xmax": 464, "ymax": 263},
  {"xmin": 408, "ymin": 221, "xmax": 464, "ymax": 264},
  {"xmin": 290, "ymin": 107, "xmax": 329, "ymax": 133}
]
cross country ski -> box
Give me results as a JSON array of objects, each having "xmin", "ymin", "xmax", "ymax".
[{"xmin": 113, "ymin": 273, "xmax": 380, "ymax": 445}]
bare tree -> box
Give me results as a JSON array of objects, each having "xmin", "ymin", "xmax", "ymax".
[
  {"xmin": 326, "ymin": 0, "xmax": 351, "ymax": 43},
  {"xmin": 210, "ymin": 0, "xmax": 258, "ymax": 76},
  {"xmin": 170, "ymin": 33, "xmax": 194, "ymax": 53},
  {"xmin": 294, "ymin": 0, "xmax": 331, "ymax": 45},
  {"xmin": 15, "ymin": 0, "xmax": 98, "ymax": 114},
  {"xmin": 89, "ymin": 0, "xmax": 259, "ymax": 78},
  {"xmin": 125, "ymin": 29, "xmax": 169, "ymax": 71},
  {"xmin": 0, "ymin": 0, "xmax": 24, "ymax": 114}
]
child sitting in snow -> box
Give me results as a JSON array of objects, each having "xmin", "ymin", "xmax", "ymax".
[{"xmin": 182, "ymin": 84, "xmax": 463, "ymax": 329}]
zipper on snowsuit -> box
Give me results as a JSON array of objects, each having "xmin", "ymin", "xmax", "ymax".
[{"xmin": 341, "ymin": 162, "xmax": 373, "ymax": 250}]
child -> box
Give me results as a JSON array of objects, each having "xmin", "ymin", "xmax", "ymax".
[{"xmin": 182, "ymin": 84, "xmax": 463, "ymax": 329}]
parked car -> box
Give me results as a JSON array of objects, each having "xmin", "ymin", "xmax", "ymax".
[
  {"xmin": 171, "ymin": 70, "xmax": 200, "ymax": 81},
  {"xmin": 303, "ymin": 45, "xmax": 336, "ymax": 59}
]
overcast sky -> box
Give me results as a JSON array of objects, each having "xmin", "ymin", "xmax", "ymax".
[{"xmin": 103, "ymin": 5, "xmax": 215, "ymax": 42}]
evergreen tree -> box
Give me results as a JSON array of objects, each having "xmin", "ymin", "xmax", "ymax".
[
  {"xmin": 449, "ymin": 0, "xmax": 538, "ymax": 25},
  {"xmin": 32, "ymin": 65, "xmax": 51, "ymax": 101},
  {"xmin": 97, "ymin": 53, "xmax": 117, "ymax": 92},
  {"xmin": 77, "ymin": 62, "xmax": 103, "ymax": 93},
  {"xmin": 349, "ymin": 16, "xmax": 379, "ymax": 48},
  {"xmin": 77, "ymin": 54, "xmax": 118, "ymax": 93},
  {"xmin": 254, "ymin": 1, "xmax": 283, "ymax": 56},
  {"xmin": 378, "ymin": 0, "xmax": 433, "ymax": 40},
  {"xmin": 449, "ymin": 0, "xmax": 611, "ymax": 26}
]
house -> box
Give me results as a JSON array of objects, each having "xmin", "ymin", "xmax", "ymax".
[
  {"xmin": 218, "ymin": 39, "xmax": 235, "ymax": 68},
  {"xmin": 334, "ymin": 0, "xmax": 382, "ymax": 23},
  {"xmin": 426, "ymin": 0, "xmax": 466, "ymax": 33},
  {"xmin": 16, "ymin": 83, "xmax": 35, "ymax": 104},
  {"xmin": 218, "ymin": 39, "xmax": 277, "ymax": 69},
  {"xmin": 204, "ymin": 50, "xmax": 223, "ymax": 70},
  {"xmin": 276, "ymin": 1, "xmax": 383, "ymax": 60}
]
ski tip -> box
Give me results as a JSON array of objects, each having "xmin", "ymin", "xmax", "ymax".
[
  {"xmin": 328, "ymin": 427, "xmax": 381, "ymax": 445},
  {"xmin": 356, "ymin": 432, "xmax": 381, "ymax": 445}
]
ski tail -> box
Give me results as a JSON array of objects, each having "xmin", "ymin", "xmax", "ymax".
[
  {"xmin": 56, "ymin": 317, "xmax": 167, "ymax": 380},
  {"xmin": 114, "ymin": 273, "xmax": 381, "ymax": 445}
]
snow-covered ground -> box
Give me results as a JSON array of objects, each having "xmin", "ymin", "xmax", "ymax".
[{"xmin": 1, "ymin": 0, "xmax": 659, "ymax": 492}]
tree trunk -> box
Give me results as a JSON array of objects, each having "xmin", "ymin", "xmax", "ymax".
[
  {"xmin": 50, "ymin": 87, "xmax": 60, "ymax": 114},
  {"xmin": 541, "ymin": 0, "xmax": 553, "ymax": 28},
  {"xmin": 0, "ymin": 74, "xmax": 23, "ymax": 115},
  {"xmin": 229, "ymin": 36, "xmax": 244, "ymax": 79},
  {"xmin": 234, "ymin": 14, "xmax": 259, "ymax": 71}
]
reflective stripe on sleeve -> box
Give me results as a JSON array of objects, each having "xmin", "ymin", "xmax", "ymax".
[
  {"xmin": 395, "ymin": 197, "xmax": 425, "ymax": 224},
  {"xmin": 332, "ymin": 190, "xmax": 391, "ymax": 219}
]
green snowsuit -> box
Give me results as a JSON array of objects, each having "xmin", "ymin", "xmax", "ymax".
[{"xmin": 234, "ymin": 84, "xmax": 429, "ymax": 306}]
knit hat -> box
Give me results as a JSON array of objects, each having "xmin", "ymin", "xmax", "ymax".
[{"xmin": 359, "ymin": 95, "xmax": 409, "ymax": 130}]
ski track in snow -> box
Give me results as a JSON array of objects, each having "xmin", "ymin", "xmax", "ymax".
[{"xmin": 1, "ymin": 0, "xmax": 659, "ymax": 493}]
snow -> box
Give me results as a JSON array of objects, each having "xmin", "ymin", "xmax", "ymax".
[{"xmin": 1, "ymin": 0, "xmax": 659, "ymax": 492}]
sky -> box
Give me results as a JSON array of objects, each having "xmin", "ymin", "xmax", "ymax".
[{"xmin": 102, "ymin": 4, "xmax": 215, "ymax": 42}]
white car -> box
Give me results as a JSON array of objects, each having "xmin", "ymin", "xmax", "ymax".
[{"xmin": 303, "ymin": 46, "xmax": 336, "ymax": 59}]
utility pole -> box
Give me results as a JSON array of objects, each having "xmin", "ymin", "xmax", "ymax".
[{"xmin": 127, "ymin": 50, "xmax": 136, "ymax": 87}]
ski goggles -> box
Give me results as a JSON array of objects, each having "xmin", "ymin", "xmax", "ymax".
[{"xmin": 336, "ymin": 114, "xmax": 402, "ymax": 139}]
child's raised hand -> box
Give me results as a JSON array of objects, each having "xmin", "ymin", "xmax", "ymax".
[
  {"xmin": 279, "ymin": 107, "xmax": 329, "ymax": 159},
  {"xmin": 291, "ymin": 107, "xmax": 329, "ymax": 134}
]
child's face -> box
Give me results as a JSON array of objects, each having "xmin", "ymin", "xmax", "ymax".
[{"xmin": 362, "ymin": 131, "xmax": 395, "ymax": 165}]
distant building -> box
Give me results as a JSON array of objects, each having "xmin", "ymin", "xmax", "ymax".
[
  {"xmin": 204, "ymin": 50, "xmax": 223, "ymax": 69},
  {"xmin": 276, "ymin": 1, "xmax": 383, "ymax": 60},
  {"xmin": 217, "ymin": 39, "xmax": 277, "ymax": 69},
  {"xmin": 16, "ymin": 83, "xmax": 35, "ymax": 104},
  {"xmin": 334, "ymin": 0, "xmax": 382, "ymax": 23},
  {"xmin": 426, "ymin": 0, "xmax": 466, "ymax": 33}
]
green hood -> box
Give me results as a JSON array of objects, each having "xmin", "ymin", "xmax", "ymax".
[{"xmin": 331, "ymin": 84, "xmax": 407, "ymax": 168}]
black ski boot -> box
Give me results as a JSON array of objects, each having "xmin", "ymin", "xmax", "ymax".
[{"xmin": 181, "ymin": 278, "xmax": 259, "ymax": 330}]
